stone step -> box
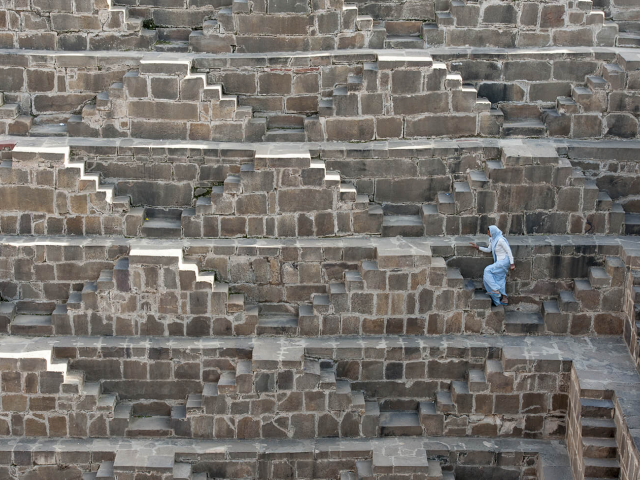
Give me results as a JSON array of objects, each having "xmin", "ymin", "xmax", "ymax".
[
  {"xmin": 218, "ymin": 370, "xmax": 236, "ymax": 394},
  {"xmin": 96, "ymin": 461, "xmax": 114, "ymax": 480},
  {"xmin": 582, "ymin": 437, "xmax": 618, "ymax": 459},
  {"xmin": 602, "ymin": 63, "xmax": 626, "ymax": 90},
  {"xmin": 588, "ymin": 267, "xmax": 612, "ymax": 288},
  {"xmin": 468, "ymin": 170, "xmax": 489, "ymax": 189},
  {"xmin": 617, "ymin": 32, "xmax": 640, "ymax": 47},
  {"xmin": 154, "ymin": 40, "xmax": 189, "ymax": 53},
  {"xmin": 125, "ymin": 416, "xmax": 172, "ymax": 437},
  {"xmin": 29, "ymin": 123, "xmax": 68, "ymax": 137},
  {"xmin": 436, "ymin": 390, "xmax": 455, "ymax": 413},
  {"xmin": 436, "ymin": 192, "xmax": 455, "ymax": 215},
  {"xmin": 586, "ymin": 75, "xmax": 607, "ymax": 91},
  {"xmin": 470, "ymin": 290, "xmax": 492, "ymax": 309},
  {"xmin": 350, "ymin": 391, "xmax": 365, "ymax": 412},
  {"xmin": 356, "ymin": 459, "xmax": 374, "ymax": 480},
  {"xmin": 436, "ymin": 11, "xmax": 454, "ymax": 27},
  {"xmin": 185, "ymin": 394, "xmax": 203, "ymax": 414},
  {"xmin": 264, "ymin": 128, "xmax": 306, "ymax": 142},
  {"xmin": 319, "ymin": 368, "xmax": 337, "ymax": 389},
  {"xmin": 559, "ymin": 290, "xmax": 580, "ymax": 312},
  {"xmin": 504, "ymin": 310, "xmax": 544, "ymax": 334},
  {"xmin": 446, "ymin": 268, "xmax": 464, "ymax": 288},
  {"xmin": 501, "ymin": 119, "xmax": 546, "ymax": 137},
  {"xmin": 381, "ymin": 215, "xmax": 423, "ymax": 237},
  {"xmin": 97, "ymin": 393, "xmax": 117, "ymax": 411},
  {"xmin": 385, "ymin": 35, "xmax": 425, "ymax": 49},
  {"xmin": 580, "ymin": 398, "xmax": 614, "ymax": 418},
  {"xmin": 0, "ymin": 103, "xmax": 19, "ymax": 119},
  {"xmin": 313, "ymin": 294, "xmax": 330, "ymax": 314},
  {"xmin": 256, "ymin": 315, "xmax": 298, "ymax": 335},
  {"xmin": 141, "ymin": 209, "xmax": 182, "ymax": 239},
  {"xmin": 340, "ymin": 182, "xmax": 358, "ymax": 201},
  {"xmin": 379, "ymin": 411, "xmax": 422, "ymax": 436},
  {"xmin": 597, "ymin": 191, "xmax": 612, "ymax": 211},
  {"xmin": 557, "ymin": 96, "xmax": 579, "ymax": 114},
  {"xmin": 344, "ymin": 270, "xmax": 364, "ymax": 291},
  {"xmin": 581, "ymin": 418, "xmax": 616, "ymax": 438},
  {"xmin": 172, "ymin": 462, "xmax": 192, "ymax": 480},
  {"xmin": 583, "ymin": 457, "xmax": 620, "ymax": 478},
  {"xmin": 467, "ymin": 369, "xmax": 488, "ymax": 392},
  {"xmin": 11, "ymin": 314, "xmax": 53, "ymax": 336},
  {"xmin": 340, "ymin": 471, "xmax": 356, "ymax": 480},
  {"xmin": 227, "ymin": 294, "xmax": 244, "ymax": 313},
  {"xmin": 625, "ymin": 213, "xmax": 640, "ymax": 235}
]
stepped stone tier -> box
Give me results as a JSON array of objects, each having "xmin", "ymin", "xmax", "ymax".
[{"xmin": 3, "ymin": 0, "xmax": 640, "ymax": 478}]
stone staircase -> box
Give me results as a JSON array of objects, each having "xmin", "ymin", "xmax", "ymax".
[
  {"xmin": 428, "ymin": 0, "xmax": 618, "ymax": 49},
  {"xmin": 68, "ymin": 58, "xmax": 266, "ymax": 142},
  {"xmin": 180, "ymin": 147, "xmax": 381, "ymax": 239},
  {"xmin": 471, "ymin": 51, "xmax": 640, "ymax": 140},
  {"xmin": 579, "ymin": 393, "xmax": 621, "ymax": 479},
  {"xmin": 421, "ymin": 144, "xmax": 623, "ymax": 236},
  {"xmin": 0, "ymin": 144, "xmax": 132, "ymax": 236},
  {"xmin": 189, "ymin": 0, "xmax": 384, "ymax": 53}
]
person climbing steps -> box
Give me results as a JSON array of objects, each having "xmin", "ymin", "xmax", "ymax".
[{"xmin": 470, "ymin": 226, "xmax": 515, "ymax": 307}]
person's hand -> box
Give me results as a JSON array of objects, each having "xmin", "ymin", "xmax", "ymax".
[
  {"xmin": 510, "ymin": 264, "xmax": 515, "ymax": 271},
  {"xmin": 469, "ymin": 242, "xmax": 479, "ymax": 250}
]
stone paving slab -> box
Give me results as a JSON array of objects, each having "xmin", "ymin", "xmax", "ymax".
[
  {"xmin": 0, "ymin": 435, "xmax": 570, "ymax": 469},
  {"xmin": 2, "ymin": 234, "xmax": 640, "ymax": 250},
  {"xmin": 0, "ymin": 334, "xmax": 636, "ymax": 387}
]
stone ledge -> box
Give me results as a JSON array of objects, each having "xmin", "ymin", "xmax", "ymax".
[{"xmin": 5, "ymin": 135, "xmax": 640, "ymax": 160}]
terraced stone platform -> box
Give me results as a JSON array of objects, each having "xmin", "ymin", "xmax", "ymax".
[{"xmin": 2, "ymin": 0, "xmax": 640, "ymax": 476}]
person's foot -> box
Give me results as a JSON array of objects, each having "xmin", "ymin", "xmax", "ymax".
[{"xmin": 500, "ymin": 295, "xmax": 508, "ymax": 305}]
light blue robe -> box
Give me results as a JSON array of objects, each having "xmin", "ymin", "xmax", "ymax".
[{"xmin": 482, "ymin": 226, "xmax": 511, "ymax": 306}]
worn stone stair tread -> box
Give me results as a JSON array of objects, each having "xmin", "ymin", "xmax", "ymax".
[
  {"xmin": 97, "ymin": 393, "xmax": 117, "ymax": 409},
  {"xmin": 126, "ymin": 416, "xmax": 172, "ymax": 435},
  {"xmin": 29, "ymin": 123, "xmax": 69, "ymax": 137},
  {"xmin": 12, "ymin": 314, "xmax": 52, "ymax": 326},
  {"xmin": 582, "ymin": 457, "xmax": 620, "ymax": 468},
  {"xmin": 113, "ymin": 402, "xmax": 133, "ymax": 418},
  {"xmin": 355, "ymin": 459, "xmax": 373, "ymax": 479},
  {"xmin": 437, "ymin": 192, "xmax": 454, "ymax": 204},
  {"xmin": 468, "ymin": 369, "xmax": 487, "ymax": 383},
  {"xmin": 382, "ymin": 215, "xmax": 423, "ymax": 226},
  {"xmin": 504, "ymin": 311, "xmax": 544, "ymax": 325},
  {"xmin": 468, "ymin": 170, "xmax": 489, "ymax": 186},
  {"xmin": 173, "ymin": 462, "xmax": 192, "ymax": 479},
  {"xmin": 202, "ymin": 383, "xmax": 218, "ymax": 397},
  {"xmin": 257, "ymin": 314, "xmax": 298, "ymax": 329},
  {"xmin": 142, "ymin": 217, "xmax": 181, "ymax": 230},
  {"xmin": 379, "ymin": 411, "xmax": 421, "ymax": 427},
  {"xmin": 218, "ymin": 371, "xmax": 236, "ymax": 389},
  {"xmin": 82, "ymin": 382, "xmax": 100, "ymax": 396},
  {"xmin": 335, "ymin": 380, "xmax": 351, "ymax": 394},
  {"xmin": 96, "ymin": 460, "xmax": 114, "ymax": 478},
  {"xmin": 582, "ymin": 437, "xmax": 618, "ymax": 452},
  {"xmin": 340, "ymin": 472, "xmax": 356, "ymax": 480},
  {"xmin": 381, "ymin": 214, "xmax": 424, "ymax": 237},
  {"xmin": 313, "ymin": 294, "xmax": 330, "ymax": 307},
  {"xmin": 379, "ymin": 411, "xmax": 422, "ymax": 436},
  {"xmin": 350, "ymin": 391, "xmax": 365, "ymax": 410},
  {"xmin": 581, "ymin": 417, "xmax": 616, "ymax": 437},
  {"xmin": 580, "ymin": 397, "xmax": 614, "ymax": 417}
]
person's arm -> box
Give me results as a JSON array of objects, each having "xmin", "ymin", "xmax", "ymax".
[{"xmin": 469, "ymin": 242, "xmax": 491, "ymax": 253}]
